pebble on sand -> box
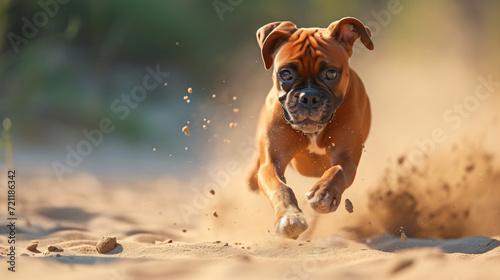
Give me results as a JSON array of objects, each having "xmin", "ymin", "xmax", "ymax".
[{"xmin": 96, "ymin": 236, "xmax": 117, "ymax": 254}]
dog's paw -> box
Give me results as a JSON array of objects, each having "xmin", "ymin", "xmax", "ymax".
[
  {"xmin": 306, "ymin": 183, "xmax": 342, "ymax": 214},
  {"xmin": 274, "ymin": 211, "xmax": 308, "ymax": 239}
]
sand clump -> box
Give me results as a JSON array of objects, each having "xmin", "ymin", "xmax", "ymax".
[
  {"xmin": 47, "ymin": 245, "xmax": 61, "ymax": 252},
  {"xmin": 43, "ymin": 245, "xmax": 63, "ymax": 255},
  {"xmin": 96, "ymin": 236, "xmax": 117, "ymax": 254},
  {"xmin": 155, "ymin": 239, "xmax": 173, "ymax": 245},
  {"xmin": 26, "ymin": 240, "xmax": 39, "ymax": 251}
]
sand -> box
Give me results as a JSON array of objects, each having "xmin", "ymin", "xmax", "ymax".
[{"xmin": 2, "ymin": 142, "xmax": 500, "ymax": 280}]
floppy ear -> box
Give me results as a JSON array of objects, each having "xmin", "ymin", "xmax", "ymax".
[
  {"xmin": 256, "ymin": 21, "xmax": 297, "ymax": 70},
  {"xmin": 328, "ymin": 17, "xmax": 374, "ymax": 56}
]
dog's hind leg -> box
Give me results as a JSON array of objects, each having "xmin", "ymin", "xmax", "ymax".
[{"xmin": 247, "ymin": 153, "xmax": 260, "ymax": 191}]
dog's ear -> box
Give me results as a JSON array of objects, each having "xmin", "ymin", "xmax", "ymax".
[
  {"xmin": 256, "ymin": 21, "xmax": 297, "ymax": 70},
  {"xmin": 328, "ymin": 17, "xmax": 374, "ymax": 56}
]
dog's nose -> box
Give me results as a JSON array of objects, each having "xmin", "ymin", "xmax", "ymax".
[{"xmin": 299, "ymin": 91, "xmax": 321, "ymax": 107}]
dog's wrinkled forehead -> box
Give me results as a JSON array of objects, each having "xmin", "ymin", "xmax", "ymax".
[
  {"xmin": 257, "ymin": 18, "xmax": 374, "ymax": 71},
  {"xmin": 275, "ymin": 28, "xmax": 346, "ymax": 75}
]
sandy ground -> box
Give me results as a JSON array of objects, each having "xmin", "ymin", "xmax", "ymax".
[{"xmin": 2, "ymin": 138, "xmax": 500, "ymax": 280}]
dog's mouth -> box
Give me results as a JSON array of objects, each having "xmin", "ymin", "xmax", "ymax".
[
  {"xmin": 280, "ymin": 87, "xmax": 340, "ymax": 133},
  {"xmin": 285, "ymin": 112, "xmax": 334, "ymax": 134}
]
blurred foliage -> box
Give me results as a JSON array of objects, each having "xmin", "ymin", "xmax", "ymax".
[{"xmin": 0, "ymin": 117, "xmax": 13, "ymax": 167}]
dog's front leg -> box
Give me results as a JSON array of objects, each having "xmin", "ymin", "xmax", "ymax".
[
  {"xmin": 257, "ymin": 152, "xmax": 308, "ymax": 239},
  {"xmin": 306, "ymin": 152, "xmax": 358, "ymax": 214}
]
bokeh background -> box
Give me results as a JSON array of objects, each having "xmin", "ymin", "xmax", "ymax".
[{"xmin": 1, "ymin": 0, "xmax": 499, "ymax": 231}]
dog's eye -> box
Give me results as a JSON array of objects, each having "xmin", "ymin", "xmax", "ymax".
[
  {"xmin": 280, "ymin": 70, "xmax": 293, "ymax": 81},
  {"xmin": 325, "ymin": 69, "xmax": 338, "ymax": 80}
]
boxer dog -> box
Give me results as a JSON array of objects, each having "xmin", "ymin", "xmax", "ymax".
[{"xmin": 248, "ymin": 17, "xmax": 374, "ymax": 239}]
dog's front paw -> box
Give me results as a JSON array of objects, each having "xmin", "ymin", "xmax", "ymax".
[
  {"xmin": 274, "ymin": 211, "xmax": 308, "ymax": 239},
  {"xmin": 306, "ymin": 182, "xmax": 342, "ymax": 214}
]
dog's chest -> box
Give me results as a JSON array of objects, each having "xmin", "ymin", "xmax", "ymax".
[{"xmin": 306, "ymin": 134, "xmax": 327, "ymax": 155}]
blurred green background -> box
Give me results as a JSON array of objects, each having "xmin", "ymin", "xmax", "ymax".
[{"xmin": 0, "ymin": 0, "xmax": 499, "ymax": 180}]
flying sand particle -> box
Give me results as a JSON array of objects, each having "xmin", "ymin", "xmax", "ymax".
[
  {"xmin": 233, "ymin": 108, "xmax": 239, "ymax": 113},
  {"xmin": 188, "ymin": 87, "xmax": 193, "ymax": 94},
  {"xmin": 400, "ymin": 226, "xmax": 408, "ymax": 241},
  {"xmin": 401, "ymin": 232, "xmax": 408, "ymax": 241},
  {"xmin": 345, "ymin": 199, "xmax": 354, "ymax": 213},
  {"xmin": 203, "ymin": 125, "xmax": 207, "ymax": 130},
  {"xmin": 182, "ymin": 126, "xmax": 190, "ymax": 136}
]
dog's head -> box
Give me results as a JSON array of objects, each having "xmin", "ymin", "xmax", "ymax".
[{"xmin": 257, "ymin": 17, "xmax": 374, "ymax": 134}]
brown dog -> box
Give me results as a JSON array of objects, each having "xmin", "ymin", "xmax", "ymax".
[{"xmin": 248, "ymin": 17, "xmax": 374, "ymax": 239}]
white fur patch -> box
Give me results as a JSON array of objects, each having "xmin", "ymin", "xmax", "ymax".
[{"xmin": 306, "ymin": 134, "xmax": 326, "ymax": 155}]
